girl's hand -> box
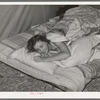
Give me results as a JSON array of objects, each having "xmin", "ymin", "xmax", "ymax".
[
  {"xmin": 40, "ymin": 53, "xmax": 49, "ymax": 58},
  {"xmin": 34, "ymin": 56, "xmax": 43, "ymax": 62}
]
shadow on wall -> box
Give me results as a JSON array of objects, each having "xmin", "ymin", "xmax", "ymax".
[
  {"xmin": 89, "ymin": 5, "xmax": 100, "ymax": 10},
  {"xmin": 56, "ymin": 5, "xmax": 79, "ymax": 16}
]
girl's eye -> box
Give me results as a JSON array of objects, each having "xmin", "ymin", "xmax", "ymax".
[
  {"xmin": 36, "ymin": 49, "xmax": 41, "ymax": 53},
  {"xmin": 40, "ymin": 45, "xmax": 43, "ymax": 48}
]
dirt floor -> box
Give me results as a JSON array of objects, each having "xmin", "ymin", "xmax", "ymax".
[{"xmin": 0, "ymin": 61, "xmax": 100, "ymax": 92}]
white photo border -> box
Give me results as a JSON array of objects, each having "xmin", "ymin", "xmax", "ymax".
[{"xmin": 0, "ymin": 0, "xmax": 100, "ymax": 99}]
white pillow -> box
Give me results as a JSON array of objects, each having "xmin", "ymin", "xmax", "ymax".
[
  {"xmin": 60, "ymin": 35, "xmax": 100, "ymax": 67},
  {"xmin": 10, "ymin": 47, "xmax": 58, "ymax": 74}
]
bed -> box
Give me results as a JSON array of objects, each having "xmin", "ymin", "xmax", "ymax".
[{"xmin": 0, "ymin": 5, "xmax": 100, "ymax": 91}]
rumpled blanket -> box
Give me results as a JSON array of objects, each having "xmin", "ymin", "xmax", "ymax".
[
  {"xmin": 45, "ymin": 6, "xmax": 100, "ymax": 68},
  {"xmin": 31, "ymin": 6, "xmax": 100, "ymax": 42},
  {"xmin": 50, "ymin": 6, "xmax": 100, "ymax": 41}
]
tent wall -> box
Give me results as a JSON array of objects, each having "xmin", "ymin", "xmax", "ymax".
[{"xmin": 0, "ymin": 5, "xmax": 60, "ymax": 40}]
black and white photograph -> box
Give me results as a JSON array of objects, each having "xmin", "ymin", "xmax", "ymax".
[{"xmin": 0, "ymin": 0, "xmax": 100, "ymax": 98}]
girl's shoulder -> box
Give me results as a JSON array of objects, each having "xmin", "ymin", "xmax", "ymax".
[{"xmin": 49, "ymin": 42, "xmax": 60, "ymax": 52}]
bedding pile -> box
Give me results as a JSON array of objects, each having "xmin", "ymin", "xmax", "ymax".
[
  {"xmin": 0, "ymin": 6, "xmax": 100, "ymax": 91},
  {"xmin": 30, "ymin": 5, "xmax": 100, "ymax": 67},
  {"xmin": 35, "ymin": 6, "xmax": 100, "ymax": 41}
]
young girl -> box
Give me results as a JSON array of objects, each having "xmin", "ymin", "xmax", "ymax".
[
  {"xmin": 27, "ymin": 30, "xmax": 71, "ymax": 62},
  {"xmin": 27, "ymin": 27, "xmax": 100, "ymax": 69}
]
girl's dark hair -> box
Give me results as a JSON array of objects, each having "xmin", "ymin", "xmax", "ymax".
[{"xmin": 27, "ymin": 34, "xmax": 50, "ymax": 53}]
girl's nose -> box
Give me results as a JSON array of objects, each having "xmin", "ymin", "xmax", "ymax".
[
  {"xmin": 40, "ymin": 48, "xmax": 44, "ymax": 52},
  {"xmin": 37, "ymin": 49, "xmax": 41, "ymax": 53},
  {"xmin": 38, "ymin": 48, "xmax": 44, "ymax": 53}
]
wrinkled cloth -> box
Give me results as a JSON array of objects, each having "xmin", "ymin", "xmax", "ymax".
[
  {"xmin": 31, "ymin": 6, "xmax": 100, "ymax": 42},
  {"xmin": 60, "ymin": 35, "xmax": 100, "ymax": 67},
  {"xmin": 47, "ymin": 32, "xmax": 100, "ymax": 68},
  {"xmin": 52, "ymin": 6, "xmax": 100, "ymax": 42}
]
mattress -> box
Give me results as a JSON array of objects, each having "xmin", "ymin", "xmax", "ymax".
[{"xmin": 0, "ymin": 32, "xmax": 86, "ymax": 91}]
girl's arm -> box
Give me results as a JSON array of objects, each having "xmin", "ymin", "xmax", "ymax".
[{"xmin": 34, "ymin": 42, "xmax": 71, "ymax": 62}]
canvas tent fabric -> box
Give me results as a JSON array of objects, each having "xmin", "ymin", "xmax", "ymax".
[{"xmin": 0, "ymin": 5, "xmax": 60, "ymax": 40}]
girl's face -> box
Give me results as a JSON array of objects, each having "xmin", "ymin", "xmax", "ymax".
[{"xmin": 34, "ymin": 40, "xmax": 49, "ymax": 54}]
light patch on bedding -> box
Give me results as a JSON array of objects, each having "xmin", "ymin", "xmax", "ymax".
[
  {"xmin": 0, "ymin": 44, "xmax": 7, "ymax": 51},
  {"xmin": 1, "ymin": 47, "xmax": 13, "ymax": 56},
  {"xmin": 0, "ymin": 44, "xmax": 13, "ymax": 57}
]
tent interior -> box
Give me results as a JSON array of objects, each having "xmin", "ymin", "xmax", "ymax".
[{"xmin": 0, "ymin": 5, "xmax": 100, "ymax": 92}]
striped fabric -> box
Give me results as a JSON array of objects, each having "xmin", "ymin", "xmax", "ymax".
[{"xmin": 1, "ymin": 33, "xmax": 33, "ymax": 50}]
